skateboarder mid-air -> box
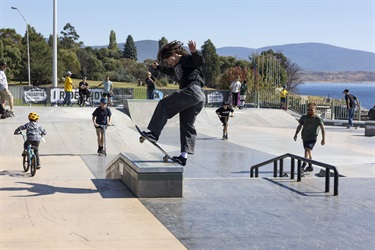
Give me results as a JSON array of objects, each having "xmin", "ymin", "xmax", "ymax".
[
  {"xmin": 141, "ymin": 40, "xmax": 206, "ymax": 166},
  {"xmin": 216, "ymin": 102, "xmax": 234, "ymax": 140}
]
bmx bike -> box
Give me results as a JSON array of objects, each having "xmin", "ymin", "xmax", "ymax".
[
  {"xmin": 16, "ymin": 132, "xmax": 38, "ymax": 177},
  {"xmin": 78, "ymin": 92, "xmax": 93, "ymax": 107}
]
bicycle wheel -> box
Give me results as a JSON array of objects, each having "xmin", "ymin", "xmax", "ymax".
[
  {"xmin": 30, "ymin": 155, "xmax": 37, "ymax": 177},
  {"xmin": 23, "ymin": 154, "xmax": 30, "ymax": 172},
  {"xmin": 89, "ymin": 97, "xmax": 94, "ymax": 107},
  {"xmin": 78, "ymin": 97, "xmax": 84, "ymax": 107}
]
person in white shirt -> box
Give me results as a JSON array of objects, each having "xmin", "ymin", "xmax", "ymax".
[
  {"xmin": 229, "ymin": 77, "xmax": 241, "ymax": 107},
  {"xmin": 0, "ymin": 62, "xmax": 15, "ymax": 116}
]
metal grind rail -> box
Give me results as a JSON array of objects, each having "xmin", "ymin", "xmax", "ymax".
[{"xmin": 250, "ymin": 153, "xmax": 339, "ymax": 196}]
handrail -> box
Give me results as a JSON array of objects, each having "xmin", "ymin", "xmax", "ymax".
[{"xmin": 250, "ymin": 153, "xmax": 339, "ymax": 196}]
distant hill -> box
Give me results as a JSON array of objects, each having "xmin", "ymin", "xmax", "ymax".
[
  {"xmin": 92, "ymin": 40, "xmax": 159, "ymax": 62},
  {"xmin": 218, "ymin": 43, "xmax": 374, "ymax": 72},
  {"xmin": 91, "ymin": 41, "xmax": 374, "ymax": 72}
]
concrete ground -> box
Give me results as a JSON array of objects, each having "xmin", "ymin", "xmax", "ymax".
[{"xmin": 1, "ymin": 104, "xmax": 374, "ymax": 249}]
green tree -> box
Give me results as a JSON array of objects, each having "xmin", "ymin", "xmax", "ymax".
[
  {"xmin": 60, "ymin": 23, "xmax": 81, "ymax": 49},
  {"xmin": 102, "ymin": 57, "xmax": 122, "ymax": 72},
  {"xmin": 24, "ymin": 26, "xmax": 52, "ymax": 84},
  {"xmin": 123, "ymin": 35, "xmax": 137, "ymax": 61},
  {"xmin": 95, "ymin": 48, "xmax": 110, "ymax": 60},
  {"xmin": 249, "ymin": 50, "xmax": 287, "ymax": 90},
  {"xmin": 201, "ymin": 39, "xmax": 221, "ymax": 88},
  {"xmin": 108, "ymin": 30, "xmax": 118, "ymax": 50},
  {"xmin": 219, "ymin": 66, "xmax": 249, "ymax": 90},
  {"xmin": 108, "ymin": 30, "xmax": 122, "ymax": 59},
  {"xmin": 158, "ymin": 37, "xmax": 168, "ymax": 49},
  {"xmin": 58, "ymin": 49, "xmax": 81, "ymax": 78},
  {"xmin": 0, "ymin": 28, "xmax": 23, "ymax": 81},
  {"xmin": 117, "ymin": 58, "xmax": 147, "ymax": 82},
  {"xmin": 219, "ymin": 56, "xmax": 237, "ymax": 73},
  {"xmin": 77, "ymin": 47, "xmax": 104, "ymax": 80}
]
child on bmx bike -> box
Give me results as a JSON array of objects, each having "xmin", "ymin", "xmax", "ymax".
[
  {"xmin": 78, "ymin": 77, "xmax": 92, "ymax": 106},
  {"xmin": 14, "ymin": 112, "xmax": 47, "ymax": 169}
]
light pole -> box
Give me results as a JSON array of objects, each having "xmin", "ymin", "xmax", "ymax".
[{"xmin": 11, "ymin": 7, "xmax": 31, "ymax": 86}]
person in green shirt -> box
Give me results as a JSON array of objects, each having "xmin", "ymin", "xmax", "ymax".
[{"xmin": 293, "ymin": 102, "xmax": 326, "ymax": 172}]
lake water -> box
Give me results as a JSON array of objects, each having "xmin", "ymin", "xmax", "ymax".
[{"xmin": 296, "ymin": 82, "xmax": 375, "ymax": 109}]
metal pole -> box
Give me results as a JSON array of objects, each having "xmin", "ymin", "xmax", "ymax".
[
  {"xmin": 52, "ymin": 0, "xmax": 58, "ymax": 89},
  {"xmin": 11, "ymin": 7, "xmax": 31, "ymax": 86}
]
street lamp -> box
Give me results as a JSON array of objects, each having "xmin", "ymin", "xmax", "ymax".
[{"xmin": 11, "ymin": 7, "xmax": 31, "ymax": 86}]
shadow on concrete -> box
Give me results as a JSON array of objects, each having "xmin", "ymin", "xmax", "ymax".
[
  {"xmin": 0, "ymin": 170, "xmax": 31, "ymax": 178},
  {"xmin": 0, "ymin": 181, "xmax": 99, "ymax": 197},
  {"xmin": 91, "ymin": 179, "xmax": 136, "ymax": 199},
  {"xmin": 0, "ymin": 179, "xmax": 135, "ymax": 199},
  {"xmin": 263, "ymin": 178, "xmax": 308, "ymax": 196}
]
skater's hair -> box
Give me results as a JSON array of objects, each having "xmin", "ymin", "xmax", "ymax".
[
  {"xmin": 307, "ymin": 102, "xmax": 317, "ymax": 108},
  {"xmin": 157, "ymin": 40, "xmax": 189, "ymax": 65}
]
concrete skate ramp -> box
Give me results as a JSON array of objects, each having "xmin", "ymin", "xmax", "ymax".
[
  {"xmin": 0, "ymin": 106, "xmax": 133, "ymax": 157},
  {"xmin": 1, "ymin": 103, "xmax": 297, "ymax": 159},
  {"xmin": 124, "ymin": 99, "xmax": 298, "ymax": 128}
]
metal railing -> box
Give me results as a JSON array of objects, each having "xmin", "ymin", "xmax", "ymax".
[
  {"xmin": 250, "ymin": 153, "xmax": 339, "ymax": 196},
  {"xmin": 247, "ymin": 90, "xmax": 363, "ymax": 121},
  {"xmin": 7, "ymin": 86, "xmax": 365, "ymax": 120}
]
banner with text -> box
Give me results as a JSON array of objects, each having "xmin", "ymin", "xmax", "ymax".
[
  {"xmin": 23, "ymin": 87, "xmax": 48, "ymax": 104},
  {"xmin": 50, "ymin": 88, "xmax": 104, "ymax": 104}
]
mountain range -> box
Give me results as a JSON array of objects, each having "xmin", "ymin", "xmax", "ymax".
[{"xmin": 93, "ymin": 41, "xmax": 374, "ymax": 72}]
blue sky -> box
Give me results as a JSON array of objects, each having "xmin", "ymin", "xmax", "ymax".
[{"xmin": 1, "ymin": 0, "xmax": 374, "ymax": 53}]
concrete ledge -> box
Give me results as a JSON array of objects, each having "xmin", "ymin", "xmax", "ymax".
[
  {"xmin": 105, "ymin": 152, "xmax": 183, "ymax": 198},
  {"xmin": 365, "ymin": 120, "xmax": 375, "ymax": 136}
]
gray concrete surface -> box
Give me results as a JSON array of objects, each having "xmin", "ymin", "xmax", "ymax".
[
  {"xmin": 1, "ymin": 104, "xmax": 374, "ymax": 249},
  {"xmin": 0, "ymin": 106, "xmax": 186, "ymax": 249}
]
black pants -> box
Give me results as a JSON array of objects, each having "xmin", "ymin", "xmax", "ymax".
[
  {"xmin": 147, "ymin": 89, "xmax": 155, "ymax": 99},
  {"xmin": 79, "ymin": 91, "xmax": 91, "ymax": 105},
  {"xmin": 148, "ymin": 84, "xmax": 205, "ymax": 154},
  {"xmin": 232, "ymin": 92, "xmax": 239, "ymax": 106}
]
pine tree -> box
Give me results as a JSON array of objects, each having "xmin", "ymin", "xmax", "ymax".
[
  {"xmin": 108, "ymin": 30, "xmax": 119, "ymax": 50},
  {"xmin": 201, "ymin": 39, "xmax": 221, "ymax": 88},
  {"xmin": 158, "ymin": 37, "xmax": 168, "ymax": 49},
  {"xmin": 123, "ymin": 35, "xmax": 137, "ymax": 61},
  {"xmin": 60, "ymin": 23, "xmax": 80, "ymax": 49},
  {"xmin": 108, "ymin": 30, "xmax": 121, "ymax": 59}
]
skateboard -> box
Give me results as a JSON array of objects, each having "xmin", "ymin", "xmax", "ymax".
[{"xmin": 135, "ymin": 125, "xmax": 174, "ymax": 163}]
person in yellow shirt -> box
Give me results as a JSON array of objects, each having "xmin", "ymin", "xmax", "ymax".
[
  {"xmin": 62, "ymin": 71, "xmax": 76, "ymax": 106},
  {"xmin": 279, "ymin": 85, "xmax": 288, "ymax": 110}
]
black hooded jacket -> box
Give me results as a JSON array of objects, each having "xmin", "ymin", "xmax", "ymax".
[{"xmin": 156, "ymin": 51, "xmax": 205, "ymax": 89}]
